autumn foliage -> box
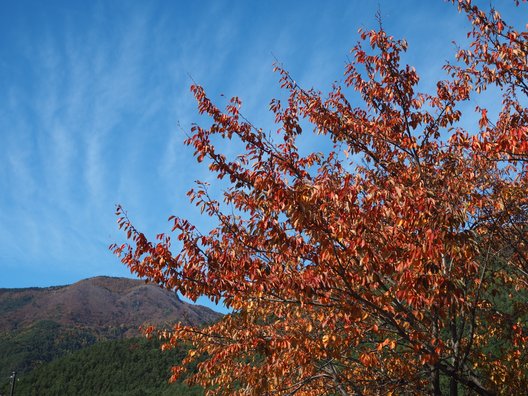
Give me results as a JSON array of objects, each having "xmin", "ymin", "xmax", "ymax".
[{"xmin": 112, "ymin": 1, "xmax": 527, "ymax": 395}]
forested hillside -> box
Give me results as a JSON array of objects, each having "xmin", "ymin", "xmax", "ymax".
[{"xmin": 10, "ymin": 338, "xmax": 203, "ymax": 396}]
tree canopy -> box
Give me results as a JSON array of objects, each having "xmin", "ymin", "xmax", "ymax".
[{"xmin": 112, "ymin": 1, "xmax": 528, "ymax": 394}]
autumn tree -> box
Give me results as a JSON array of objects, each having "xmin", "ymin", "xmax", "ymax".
[{"xmin": 112, "ymin": 1, "xmax": 527, "ymax": 394}]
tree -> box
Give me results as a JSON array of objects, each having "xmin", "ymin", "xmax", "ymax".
[{"xmin": 112, "ymin": 1, "xmax": 527, "ymax": 394}]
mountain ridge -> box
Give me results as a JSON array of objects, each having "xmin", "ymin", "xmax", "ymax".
[{"xmin": 0, "ymin": 275, "xmax": 221, "ymax": 335}]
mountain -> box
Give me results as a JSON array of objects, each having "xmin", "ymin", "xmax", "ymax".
[
  {"xmin": 0, "ymin": 276, "xmax": 221, "ymax": 336},
  {"xmin": 0, "ymin": 276, "xmax": 222, "ymax": 394}
]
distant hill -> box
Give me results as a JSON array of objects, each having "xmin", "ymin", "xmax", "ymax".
[
  {"xmin": 0, "ymin": 276, "xmax": 221, "ymax": 336},
  {"xmin": 0, "ymin": 276, "xmax": 222, "ymax": 394}
]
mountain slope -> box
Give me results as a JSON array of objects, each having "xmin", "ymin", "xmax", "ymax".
[
  {"xmin": 12, "ymin": 337, "xmax": 203, "ymax": 396},
  {"xmin": 0, "ymin": 276, "xmax": 221, "ymax": 335}
]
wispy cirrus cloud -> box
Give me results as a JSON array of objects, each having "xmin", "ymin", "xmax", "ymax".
[{"xmin": 0, "ymin": 3, "xmax": 162, "ymax": 284}]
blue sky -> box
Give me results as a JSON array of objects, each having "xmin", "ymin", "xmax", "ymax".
[{"xmin": 0, "ymin": 1, "xmax": 523, "ymax": 312}]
